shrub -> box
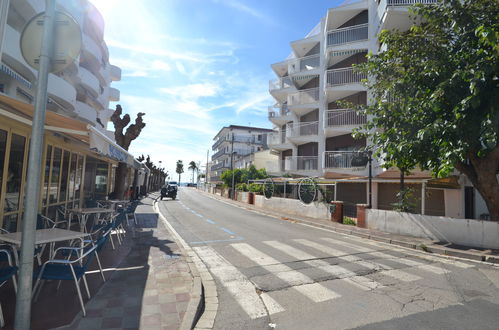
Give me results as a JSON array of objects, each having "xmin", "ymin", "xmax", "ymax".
[
  {"xmin": 343, "ymin": 217, "xmax": 356, "ymax": 226},
  {"xmin": 248, "ymin": 183, "xmax": 263, "ymax": 194},
  {"xmin": 236, "ymin": 183, "xmax": 248, "ymax": 191}
]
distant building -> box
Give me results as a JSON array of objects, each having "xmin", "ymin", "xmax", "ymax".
[
  {"xmin": 210, "ymin": 125, "xmax": 274, "ymax": 182},
  {"xmin": 234, "ymin": 150, "xmax": 279, "ymax": 174}
]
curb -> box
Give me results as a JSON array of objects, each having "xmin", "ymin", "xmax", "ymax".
[
  {"xmin": 198, "ymin": 189, "xmax": 497, "ymax": 266},
  {"xmin": 153, "ymin": 199, "xmax": 218, "ymax": 330}
]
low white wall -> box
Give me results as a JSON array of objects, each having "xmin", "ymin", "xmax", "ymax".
[
  {"xmin": 254, "ymin": 195, "xmax": 329, "ymax": 220},
  {"xmin": 366, "ymin": 209, "xmax": 499, "ymax": 249}
]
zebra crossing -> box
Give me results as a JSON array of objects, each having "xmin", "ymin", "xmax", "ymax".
[{"xmin": 193, "ymin": 236, "xmax": 475, "ymax": 320}]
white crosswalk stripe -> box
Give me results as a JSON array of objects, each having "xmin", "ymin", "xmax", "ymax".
[
  {"xmin": 322, "ymin": 237, "xmax": 449, "ymax": 275},
  {"xmin": 260, "ymin": 293, "xmax": 285, "ymax": 315},
  {"xmin": 294, "ymin": 239, "xmax": 422, "ymax": 282},
  {"xmin": 263, "ymin": 240, "xmax": 384, "ymax": 291},
  {"xmin": 331, "ymin": 236, "xmax": 474, "ymax": 269},
  {"xmin": 193, "ymin": 246, "xmax": 268, "ymax": 319},
  {"xmin": 231, "ymin": 243, "xmax": 341, "ymax": 302}
]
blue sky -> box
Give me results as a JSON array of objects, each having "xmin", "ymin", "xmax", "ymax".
[{"xmin": 90, "ymin": 0, "xmax": 344, "ymax": 179}]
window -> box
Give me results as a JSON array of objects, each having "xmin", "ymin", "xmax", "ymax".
[
  {"xmin": 59, "ymin": 151, "xmax": 70, "ymax": 202},
  {"xmin": 49, "ymin": 147, "xmax": 62, "ymax": 203},
  {"xmin": 42, "ymin": 145, "xmax": 52, "ymax": 205}
]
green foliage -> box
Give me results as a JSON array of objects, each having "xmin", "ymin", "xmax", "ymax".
[
  {"xmin": 391, "ymin": 187, "xmax": 417, "ymax": 213},
  {"xmin": 220, "ymin": 165, "xmax": 268, "ymax": 187},
  {"xmin": 353, "ymin": 0, "xmax": 499, "ymax": 219},
  {"xmin": 248, "ymin": 183, "xmax": 263, "ymax": 194},
  {"xmin": 343, "ymin": 217, "xmax": 356, "ymax": 226},
  {"xmin": 236, "ymin": 183, "xmax": 248, "ymax": 192}
]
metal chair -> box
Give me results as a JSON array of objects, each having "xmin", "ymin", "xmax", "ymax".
[
  {"xmin": 0, "ymin": 249, "xmax": 17, "ymax": 327},
  {"xmin": 32, "ymin": 243, "xmax": 101, "ymax": 317}
]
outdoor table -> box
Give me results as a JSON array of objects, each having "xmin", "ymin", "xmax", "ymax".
[
  {"xmin": 0, "ymin": 228, "xmax": 87, "ymax": 265},
  {"xmin": 98, "ymin": 199, "xmax": 129, "ymax": 210},
  {"xmin": 66, "ymin": 207, "xmax": 115, "ymax": 232}
]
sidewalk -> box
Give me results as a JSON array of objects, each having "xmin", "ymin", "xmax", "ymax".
[
  {"xmin": 200, "ymin": 189, "xmax": 499, "ymax": 264},
  {"xmin": 62, "ymin": 193, "xmax": 198, "ymax": 330}
]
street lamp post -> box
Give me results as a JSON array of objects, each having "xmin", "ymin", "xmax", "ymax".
[
  {"xmin": 230, "ymin": 134, "xmax": 235, "ymax": 199},
  {"xmin": 368, "ymin": 150, "xmax": 372, "ymax": 208},
  {"xmin": 14, "ymin": 1, "xmax": 56, "ymax": 328}
]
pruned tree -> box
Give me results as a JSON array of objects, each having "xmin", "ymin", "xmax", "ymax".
[
  {"xmin": 110, "ymin": 104, "xmax": 146, "ymax": 198},
  {"xmin": 354, "ymin": 0, "xmax": 498, "ymax": 220}
]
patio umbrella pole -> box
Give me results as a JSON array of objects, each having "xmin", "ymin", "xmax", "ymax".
[{"xmin": 14, "ymin": 0, "xmax": 56, "ymax": 328}]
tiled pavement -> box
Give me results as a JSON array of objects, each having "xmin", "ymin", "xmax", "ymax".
[{"xmin": 62, "ymin": 194, "xmax": 194, "ymax": 330}]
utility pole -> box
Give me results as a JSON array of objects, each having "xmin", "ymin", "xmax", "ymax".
[
  {"xmin": 15, "ymin": 1, "xmax": 56, "ymax": 328},
  {"xmin": 206, "ymin": 149, "xmax": 209, "ymax": 190},
  {"xmin": 230, "ymin": 133, "xmax": 235, "ymax": 199},
  {"xmin": 368, "ymin": 150, "xmax": 372, "ymax": 208}
]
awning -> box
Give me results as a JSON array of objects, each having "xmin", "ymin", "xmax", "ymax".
[
  {"xmin": 427, "ymin": 176, "xmax": 460, "ymax": 189},
  {"xmin": 0, "ymin": 93, "xmax": 89, "ymax": 143},
  {"xmin": 0, "ymin": 94, "xmax": 141, "ymax": 169},
  {"xmin": 88, "ymin": 126, "xmax": 141, "ymax": 169}
]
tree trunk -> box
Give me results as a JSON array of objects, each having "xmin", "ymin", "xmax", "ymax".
[
  {"xmin": 455, "ymin": 148, "xmax": 499, "ymax": 221},
  {"xmin": 178, "ymin": 174, "xmax": 181, "ymax": 184},
  {"xmin": 114, "ymin": 162, "xmax": 128, "ymax": 199}
]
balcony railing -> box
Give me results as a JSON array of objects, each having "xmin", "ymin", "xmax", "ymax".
[
  {"xmin": 284, "ymin": 156, "xmax": 319, "ymax": 171},
  {"xmin": 325, "ymin": 109, "xmax": 367, "ymax": 128},
  {"xmin": 211, "ymin": 162, "xmax": 228, "ymax": 171},
  {"xmin": 269, "ymin": 76, "xmax": 293, "ymax": 91},
  {"xmin": 288, "ymin": 121, "xmax": 319, "ymax": 138},
  {"xmin": 212, "ymin": 149, "xmax": 228, "ymax": 160},
  {"xmin": 378, "ymin": 0, "xmax": 438, "ymax": 24},
  {"xmin": 326, "ymin": 67, "xmax": 366, "ymax": 87},
  {"xmin": 388, "ymin": 0, "xmax": 437, "ymax": 5},
  {"xmin": 212, "ymin": 136, "xmax": 227, "ymax": 150},
  {"xmin": 289, "ymin": 54, "xmax": 320, "ymax": 74},
  {"xmin": 268, "ymin": 131, "xmax": 287, "ymax": 145},
  {"xmin": 268, "ymin": 104, "xmax": 290, "ymax": 119},
  {"xmin": 288, "ymin": 88, "xmax": 320, "ymax": 106},
  {"xmin": 324, "ymin": 151, "xmax": 369, "ymax": 169},
  {"xmin": 327, "ymin": 23, "xmax": 368, "ymax": 47}
]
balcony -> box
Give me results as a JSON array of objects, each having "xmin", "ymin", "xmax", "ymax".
[
  {"xmin": 326, "ymin": 67, "xmax": 366, "ymax": 87},
  {"xmin": 211, "ymin": 162, "xmax": 228, "ymax": 171},
  {"xmin": 284, "ymin": 156, "xmax": 319, "ymax": 172},
  {"xmin": 324, "ymin": 109, "xmax": 367, "ymax": 137},
  {"xmin": 82, "ymin": 34, "xmax": 103, "ymax": 67},
  {"xmin": 75, "ymin": 101, "xmax": 97, "ymax": 123},
  {"xmin": 287, "ymin": 121, "xmax": 319, "ymax": 145},
  {"xmin": 287, "ymin": 88, "xmax": 319, "ymax": 115},
  {"xmin": 47, "ymin": 74, "xmax": 77, "ymax": 111},
  {"xmin": 326, "ymin": 23, "xmax": 369, "ymax": 48},
  {"xmin": 109, "ymin": 87, "xmax": 120, "ymax": 102},
  {"xmin": 212, "ymin": 137, "xmax": 228, "ymax": 150},
  {"xmin": 78, "ymin": 67, "xmax": 100, "ymax": 97},
  {"xmin": 269, "ymin": 76, "xmax": 295, "ymax": 103},
  {"xmin": 378, "ymin": 0, "xmax": 438, "ymax": 32},
  {"xmin": 288, "ymin": 54, "xmax": 320, "ymax": 75},
  {"xmin": 212, "ymin": 149, "xmax": 228, "ymax": 160},
  {"xmin": 267, "ymin": 131, "xmax": 293, "ymax": 151},
  {"xmin": 268, "ymin": 104, "xmax": 292, "ymax": 125},
  {"xmin": 110, "ymin": 65, "xmax": 121, "ymax": 81},
  {"xmin": 324, "ymin": 151, "xmax": 369, "ymax": 175}
]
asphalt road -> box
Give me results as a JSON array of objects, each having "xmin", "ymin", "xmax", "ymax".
[{"xmin": 157, "ymin": 188, "xmax": 499, "ymax": 330}]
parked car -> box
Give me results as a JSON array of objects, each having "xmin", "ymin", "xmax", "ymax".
[
  {"xmin": 161, "ymin": 181, "xmax": 178, "ymax": 200},
  {"xmin": 186, "ymin": 183, "xmax": 197, "ymax": 187}
]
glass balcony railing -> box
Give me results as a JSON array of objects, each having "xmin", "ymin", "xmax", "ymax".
[
  {"xmin": 327, "ymin": 23, "xmax": 368, "ymax": 47},
  {"xmin": 326, "ymin": 67, "xmax": 367, "ymax": 87},
  {"xmin": 288, "ymin": 88, "xmax": 320, "ymax": 106},
  {"xmin": 324, "ymin": 109, "xmax": 366, "ymax": 128}
]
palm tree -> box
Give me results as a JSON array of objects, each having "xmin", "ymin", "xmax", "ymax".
[
  {"xmin": 188, "ymin": 161, "xmax": 198, "ymax": 183},
  {"xmin": 176, "ymin": 160, "xmax": 184, "ymax": 184}
]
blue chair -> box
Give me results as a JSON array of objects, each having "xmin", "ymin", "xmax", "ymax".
[
  {"xmin": 0, "ymin": 249, "xmax": 17, "ymax": 327},
  {"xmin": 32, "ymin": 242, "xmax": 101, "ymax": 316}
]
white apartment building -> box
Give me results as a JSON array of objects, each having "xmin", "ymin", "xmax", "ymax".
[
  {"xmin": 211, "ymin": 125, "xmax": 274, "ymax": 182},
  {"xmin": 267, "ymin": 0, "xmax": 489, "ymax": 219},
  {"xmin": 0, "ymin": 0, "xmax": 121, "ymax": 138}
]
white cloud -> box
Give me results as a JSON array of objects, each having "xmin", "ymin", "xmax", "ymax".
[{"xmin": 176, "ymin": 62, "xmax": 186, "ymax": 75}]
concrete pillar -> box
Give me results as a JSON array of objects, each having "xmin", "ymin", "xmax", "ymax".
[
  {"xmin": 356, "ymin": 204, "xmax": 369, "ymax": 228},
  {"xmin": 318, "ymin": 17, "xmax": 326, "ymax": 177},
  {"xmin": 330, "ymin": 201, "xmax": 343, "ymax": 223},
  {"xmin": 0, "ymin": 0, "xmax": 10, "ymax": 58}
]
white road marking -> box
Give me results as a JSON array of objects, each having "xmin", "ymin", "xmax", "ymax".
[
  {"xmin": 325, "ymin": 238, "xmax": 449, "ymax": 275},
  {"xmin": 193, "ymin": 246, "xmax": 268, "ymax": 319},
  {"xmin": 294, "ymin": 239, "xmax": 421, "ymax": 282},
  {"xmin": 264, "ymin": 240, "xmax": 384, "ymax": 291},
  {"xmin": 260, "ymin": 293, "xmax": 285, "ymax": 315},
  {"xmin": 345, "ymin": 238, "xmax": 474, "ymax": 269},
  {"xmin": 231, "ymin": 243, "xmax": 341, "ymax": 303}
]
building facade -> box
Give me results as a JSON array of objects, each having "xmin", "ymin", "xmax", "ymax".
[
  {"xmin": 0, "ymin": 0, "xmax": 141, "ymax": 232},
  {"xmin": 210, "ymin": 125, "xmax": 274, "ymax": 182},
  {"xmin": 267, "ymin": 0, "xmax": 489, "ymax": 219}
]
